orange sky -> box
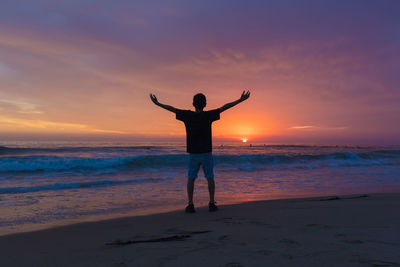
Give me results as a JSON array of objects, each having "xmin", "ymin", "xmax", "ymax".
[{"xmin": 0, "ymin": 1, "xmax": 399, "ymax": 144}]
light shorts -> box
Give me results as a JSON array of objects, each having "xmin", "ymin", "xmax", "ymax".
[{"xmin": 188, "ymin": 152, "xmax": 214, "ymax": 179}]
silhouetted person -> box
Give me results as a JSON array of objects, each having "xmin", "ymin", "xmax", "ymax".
[{"xmin": 150, "ymin": 90, "xmax": 250, "ymax": 213}]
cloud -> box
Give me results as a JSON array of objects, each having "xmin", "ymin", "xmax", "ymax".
[
  {"xmin": 0, "ymin": 115, "xmax": 125, "ymax": 134},
  {"xmin": 289, "ymin": 126, "xmax": 316, "ymax": 129},
  {"xmin": 289, "ymin": 126, "xmax": 348, "ymax": 131},
  {"xmin": 0, "ymin": 99, "xmax": 43, "ymax": 114}
]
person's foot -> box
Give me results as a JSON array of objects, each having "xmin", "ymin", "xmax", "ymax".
[
  {"xmin": 209, "ymin": 202, "xmax": 218, "ymax": 212},
  {"xmin": 185, "ymin": 203, "xmax": 195, "ymax": 213}
]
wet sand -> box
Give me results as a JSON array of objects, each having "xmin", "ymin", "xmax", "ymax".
[{"xmin": 1, "ymin": 193, "xmax": 399, "ymax": 266}]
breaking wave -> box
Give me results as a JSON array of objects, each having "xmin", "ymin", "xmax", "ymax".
[
  {"xmin": 0, "ymin": 178, "xmax": 165, "ymax": 194},
  {"xmin": 1, "ymin": 149, "xmax": 399, "ymax": 173}
]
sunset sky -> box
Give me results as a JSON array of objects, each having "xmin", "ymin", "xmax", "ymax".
[{"xmin": 0, "ymin": 0, "xmax": 399, "ymax": 144}]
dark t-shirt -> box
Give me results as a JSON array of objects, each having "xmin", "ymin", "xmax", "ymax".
[{"xmin": 176, "ymin": 109, "xmax": 220, "ymax": 154}]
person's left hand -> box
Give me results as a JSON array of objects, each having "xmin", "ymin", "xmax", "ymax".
[{"xmin": 150, "ymin": 94, "xmax": 159, "ymax": 104}]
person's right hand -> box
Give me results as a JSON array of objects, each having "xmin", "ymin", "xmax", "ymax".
[
  {"xmin": 150, "ymin": 94, "xmax": 159, "ymax": 105},
  {"xmin": 239, "ymin": 90, "xmax": 250, "ymax": 101}
]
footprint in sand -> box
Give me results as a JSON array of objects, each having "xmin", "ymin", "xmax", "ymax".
[
  {"xmin": 342, "ymin": 239, "xmax": 364, "ymax": 244},
  {"xmin": 224, "ymin": 262, "xmax": 243, "ymax": 267},
  {"xmin": 359, "ymin": 259, "xmax": 400, "ymax": 266},
  {"xmin": 214, "ymin": 217, "xmax": 244, "ymax": 225},
  {"xmin": 255, "ymin": 249, "xmax": 271, "ymax": 256},
  {"xmin": 281, "ymin": 253, "xmax": 295, "ymax": 260},
  {"xmin": 215, "ymin": 217, "xmax": 279, "ymax": 228},
  {"xmin": 114, "ymin": 261, "xmax": 128, "ymax": 267},
  {"xmin": 218, "ymin": 235, "xmax": 231, "ymax": 241},
  {"xmin": 305, "ymin": 223, "xmax": 333, "ymax": 229},
  {"xmin": 334, "ymin": 233, "xmax": 347, "ymax": 238},
  {"xmin": 280, "ymin": 238, "xmax": 301, "ymax": 246}
]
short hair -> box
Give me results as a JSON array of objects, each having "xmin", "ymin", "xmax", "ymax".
[{"xmin": 193, "ymin": 93, "xmax": 206, "ymax": 110}]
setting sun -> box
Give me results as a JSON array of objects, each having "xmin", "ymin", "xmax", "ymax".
[{"xmin": 241, "ymin": 138, "xmax": 248, "ymax": 143}]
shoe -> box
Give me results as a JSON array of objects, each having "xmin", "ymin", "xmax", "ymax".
[
  {"xmin": 185, "ymin": 203, "xmax": 195, "ymax": 213},
  {"xmin": 209, "ymin": 202, "xmax": 218, "ymax": 212}
]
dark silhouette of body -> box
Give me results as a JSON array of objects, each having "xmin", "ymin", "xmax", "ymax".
[{"xmin": 150, "ymin": 90, "xmax": 250, "ymax": 212}]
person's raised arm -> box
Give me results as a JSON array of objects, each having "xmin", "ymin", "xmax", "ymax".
[
  {"xmin": 219, "ymin": 90, "xmax": 250, "ymax": 113},
  {"xmin": 150, "ymin": 94, "xmax": 177, "ymax": 113}
]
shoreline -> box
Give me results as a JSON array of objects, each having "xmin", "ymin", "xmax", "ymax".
[
  {"xmin": 0, "ymin": 191, "xmax": 391, "ymax": 237},
  {"xmin": 1, "ymin": 192, "xmax": 400, "ymax": 266}
]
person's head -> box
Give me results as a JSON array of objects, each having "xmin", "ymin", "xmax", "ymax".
[{"xmin": 193, "ymin": 93, "xmax": 206, "ymax": 111}]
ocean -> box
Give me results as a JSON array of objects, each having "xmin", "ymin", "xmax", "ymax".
[{"xmin": 1, "ymin": 141, "xmax": 400, "ymax": 235}]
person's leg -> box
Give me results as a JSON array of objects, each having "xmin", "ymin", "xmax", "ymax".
[
  {"xmin": 207, "ymin": 178, "xmax": 215, "ymax": 203},
  {"xmin": 187, "ymin": 154, "xmax": 200, "ymax": 207},
  {"xmin": 187, "ymin": 178, "xmax": 195, "ymax": 204},
  {"xmin": 207, "ymin": 177, "xmax": 218, "ymax": 212},
  {"xmin": 202, "ymin": 153, "xmax": 217, "ymax": 205}
]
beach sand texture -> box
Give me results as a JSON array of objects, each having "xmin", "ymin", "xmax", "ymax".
[{"xmin": 1, "ymin": 193, "xmax": 399, "ymax": 267}]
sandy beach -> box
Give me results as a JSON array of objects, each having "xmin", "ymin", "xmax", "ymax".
[{"xmin": 0, "ymin": 193, "xmax": 399, "ymax": 266}]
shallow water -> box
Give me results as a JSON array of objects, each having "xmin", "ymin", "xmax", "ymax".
[{"xmin": 1, "ymin": 141, "xmax": 399, "ymax": 235}]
